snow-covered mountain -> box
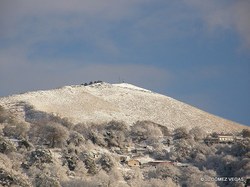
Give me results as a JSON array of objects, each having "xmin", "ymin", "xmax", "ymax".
[{"xmin": 0, "ymin": 82, "xmax": 248, "ymax": 132}]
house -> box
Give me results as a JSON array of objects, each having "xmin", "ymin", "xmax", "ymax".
[
  {"xmin": 217, "ymin": 135, "xmax": 234, "ymax": 143},
  {"xmin": 127, "ymin": 159, "xmax": 141, "ymax": 167},
  {"xmin": 204, "ymin": 134, "xmax": 235, "ymax": 145}
]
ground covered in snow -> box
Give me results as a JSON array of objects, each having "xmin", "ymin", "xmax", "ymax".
[{"xmin": 0, "ymin": 82, "xmax": 247, "ymax": 132}]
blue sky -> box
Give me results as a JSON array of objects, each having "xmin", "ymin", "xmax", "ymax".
[{"xmin": 0, "ymin": 0, "xmax": 250, "ymax": 125}]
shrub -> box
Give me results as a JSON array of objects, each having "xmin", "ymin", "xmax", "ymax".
[
  {"xmin": 179, "ymin": 166, "xmax": 217, "ymax": 187},
  {"xmin": 17, "ymin": 138, "xmax": 33, "ymax": 150},
  {"xmin": 211, "ymin": 132, "xmax": 218, "ymax": 138},
  {"xmin": 105, "ymin": 168, "xmax": 129, "ymax": 187},
  {"xmin": 67, "ymin": 131, "xmax": 85, "ymax": 146},
  {"xmin": 159, "ymin": 126, "xmax": 170, "ymax": 136},
  {"xmin": 230, "ymin": 138, "xmax": 250, "ymax": 157},
  {"xmin": 173, "ymin": 127, "xmax": 190, "ymax": 140},
  {"xmin": 0, "ymin": 135, "xmax": 16, "ymax": 154},
  {"xmin": 3, "ymin": 121, "xmax": 29, "ymax": 139},
  {"xmin": 242, "ymin": 129, "xmax": 250, "ymax": 138},
  {"xmin": 74, "ymin": 123, "xmax": 105, "ymax": 145},
  {"xmin": 143, "ymin": 178, "xmax": 177, "ymax": 187},
  {"xmin": 103, "ymin": 121, "xmax": 129, "ymax": 148},
  {"xmin": 83, "ymin": 156, "xmax": 97, "ymax": 175},
  {"xmin": 0, "ymin": 105, "xmax": 11, "ymax": 123},
  {"xmin": 63, "ymin": 154, "xmax": 78, "ymax": 171},
  {"xmin": 105, "ymin": 120, "xmax": 127, "ymax": 132},
  {"xmin": 61, "ymin": 179, "xmax": 99, "ymax": 187},
  {"xmin": 98, "ymin": 154, "xmax": 114, "ymax": 172},
  {"xmin": 0, "ymin": 168, "xmax": 32, "ymax": 187},
  {"xmin": 152, "ymin": 164, "xmax": 180, "ymax": 182},
  {"xmin": 23, "ymin": 148, "xmax": 53, "ymax": 169},
  {"xmin": 89, "ymin": 130, "xmax": 107, "ymax": 147},
  {"xmin": 234, "ymin": 158, "xmax": 250, "ymax": 177},
  {"xmin": 0, "ymin": 154, "xmax": 32, "ymax": 186},
  {"xmin": 35, "ymin": 173, "xmax": 61, "ymax": 187},
  {"xmin": 104, "ymin": 130, "xmax": 126, "ymax": 148},
  {"xmin": 189, "ymin": 127, "xmax": 206, "ymax": 141},
  {"xmin": 39, "ymin": 122, "xmax": 69, "ymax": 148},
  {"xmin": 131, "ymin": 121, "xmax": 163, "ymax": 143},
  {"xmin": 127, "ymin": 167, "xmax": 144, "ymax": 187},
  {"xmin": 170, "ymin": 138, "xmax": 195, "ymax": 161}
]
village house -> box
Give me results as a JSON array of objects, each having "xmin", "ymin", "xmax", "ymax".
[
  {"xmin": 127, "ymin": 159, "xmax": 141, "ymax": 167},
  {"xmin": 217, "ymin": 134, "xmax": 234, "ymax": 143},
  {"xmin": 204, "ymin": 134, "xmax": 237, "ymax": 145}
]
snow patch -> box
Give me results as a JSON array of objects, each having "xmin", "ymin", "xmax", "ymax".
[{"xmin": 113, "ymin": 83, "xmax": 152, "ymax": 93}]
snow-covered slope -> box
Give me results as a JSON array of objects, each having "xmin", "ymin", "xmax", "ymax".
[{"xmin": 0, "ymin": 82, "xmax": 248, "ymax": 132}]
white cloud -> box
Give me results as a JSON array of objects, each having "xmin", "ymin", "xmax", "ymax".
[
  {"xmin": 183, "ymin": 0, "xmax": 250, "ymax": 49},
  {"xmin": 1, "ymin": 0, "xmax": 146, "ymax": 57},
  {"xmin": 0, "ymin": 0, "xmax": 249, "ymax": 96},
  {"xmin": 2, "ymin": 0, "xmax": 249, "ymax": 57}
]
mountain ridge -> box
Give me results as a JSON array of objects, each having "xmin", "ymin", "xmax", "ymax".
[{"xmin": 0, "ymin": 82, "xmax": 248, "ymax": 132}]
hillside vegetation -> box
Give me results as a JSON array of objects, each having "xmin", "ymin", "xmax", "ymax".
[{"xmin": 0, "ymin": 104, "xmax": 249, "ymax": 187}]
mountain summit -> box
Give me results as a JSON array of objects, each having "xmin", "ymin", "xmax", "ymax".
[{"xmin": 0, "ymin": 82, "xmax": 247, "ymax": 132}]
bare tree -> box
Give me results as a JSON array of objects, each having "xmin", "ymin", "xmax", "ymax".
[
  {"xmin": 131, "ymin": 121, "xmax": 163, "ymax": 143},
  {"xmin": 173, "ymin": 127, "xmax": 190, "ymax": 140},
  {"xmin": 0, "ymin": 105, "xmax": 7, "ymax": 123},
  {"xmin": 189, "ymin": 127, "xmax": 206, "ymax": 141},
  {"xmin": 143, "ymin": 178, "xmax": 177, "ymax": 187},
  {"xmin": 98, "ymin": 154, "xmax": 114, "ymax": 172},
  {"xmin": 155, "ymin": 164, "xmax": 180, "ymax": 182},
  {"xmin": 180, "ymin": 166, "xmax": 217, "ymax": 187},
  {"xmin": 242, "ymin": 129, "xmax": 250, "ymax": 138},
  {"xmin": 0, "ymin": 135, "xmax": 16, "ymax": 154},
  {"xmin": 170, "ymin": 138, "xmax": 195, "ymax": 161},
  {"xmin": 3, "ymin": 121, "xmax": 29, "ymax": 139},
  {"xmin": 39, "ymin": 122, "xmax": 69, "ymax": 148}
]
